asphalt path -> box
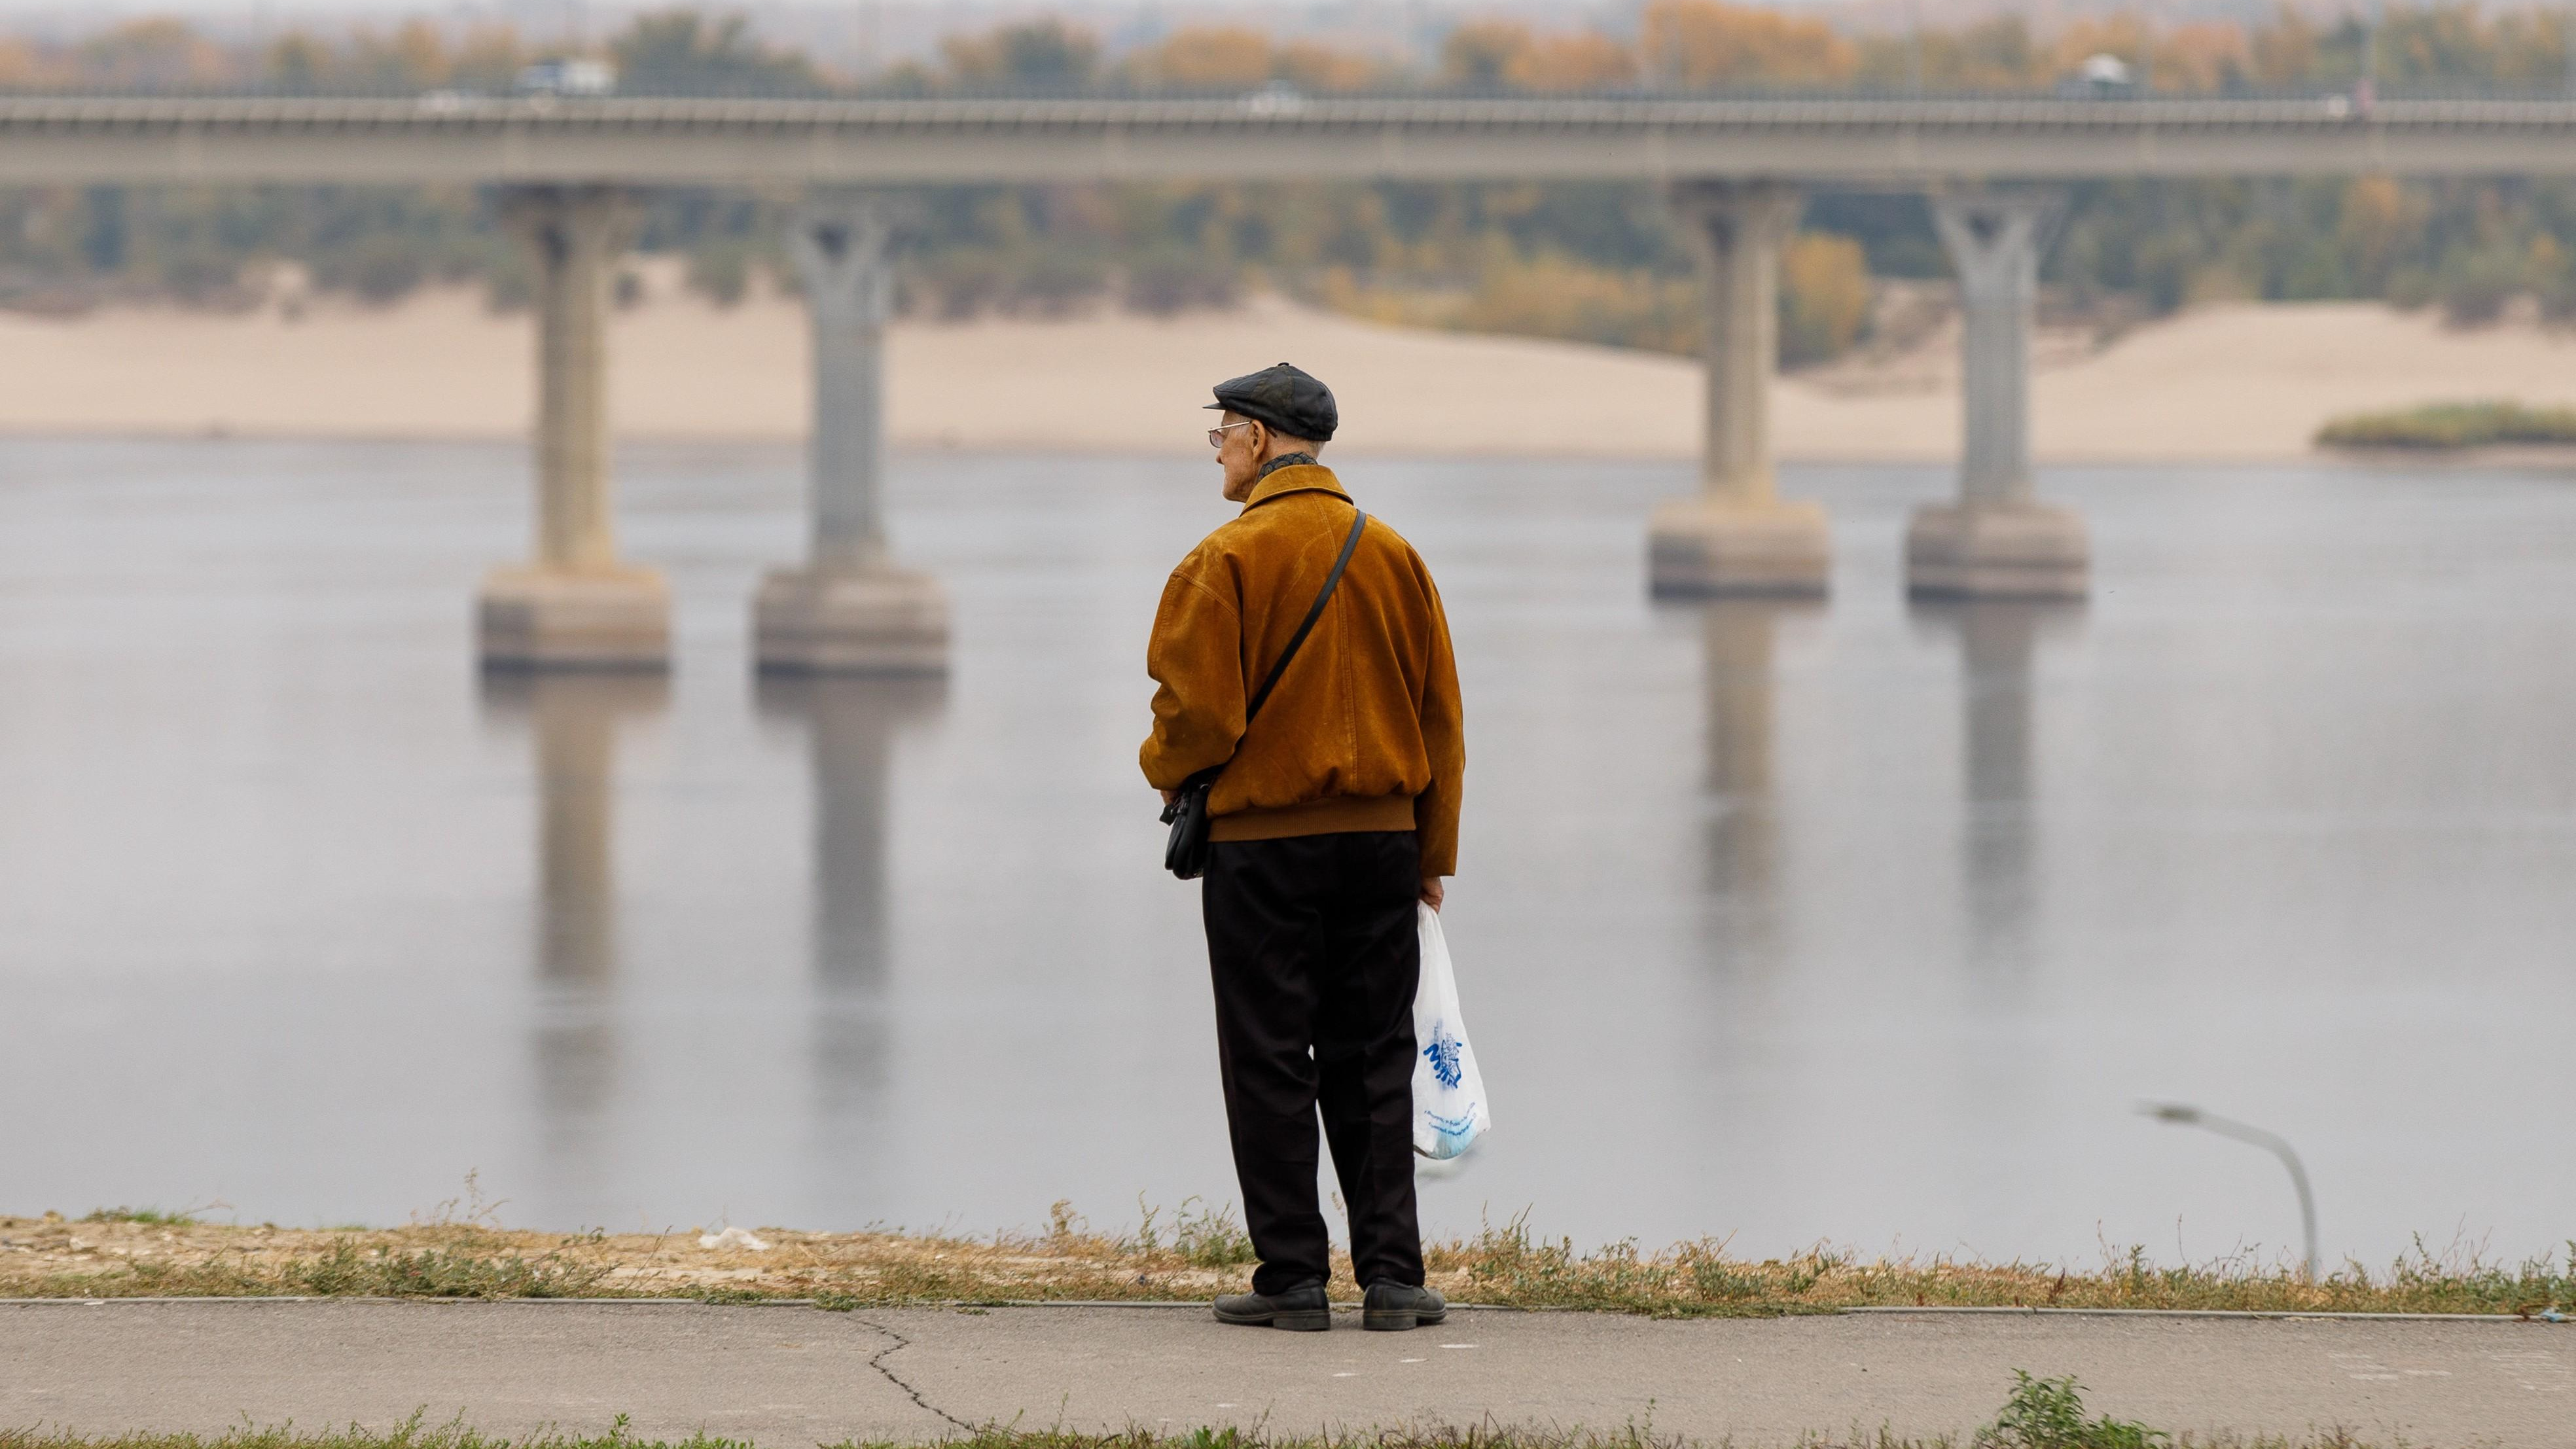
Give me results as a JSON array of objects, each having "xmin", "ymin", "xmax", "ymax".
[{"xmin": 6, "ymin": 1301, "xmax": 2571, "ymax": 1446}]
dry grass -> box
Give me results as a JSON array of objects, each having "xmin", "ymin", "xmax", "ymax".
[{"xmin": 6, "ymin": 1202, "xmax": 2570, "ymax": 1319}]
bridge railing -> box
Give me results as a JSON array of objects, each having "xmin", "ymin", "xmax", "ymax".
[{"xmin": 7, "ymin": 79, "xmax": 2576, "ymax": 105}]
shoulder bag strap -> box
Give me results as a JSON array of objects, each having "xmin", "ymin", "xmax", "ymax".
[
  {"xmin": 1245, "ymin": 506, "xmax": 1368, "ymax": 723},
  {"xmin": 1172, "ymin": 505, "xmax": 1369, "ymax": 802}
]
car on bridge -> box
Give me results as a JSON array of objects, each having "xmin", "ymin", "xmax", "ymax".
[
  {"xmin": 1240, "ymin": 81, "xmax": 1307, "ymax": 118},
  {"xmin": 515, "ymin": 60, "xmax": 617, "ymax": 98},
  {"xmin": 2058, "ymin": 53, "xmax": 2138, "ymax": 99}
]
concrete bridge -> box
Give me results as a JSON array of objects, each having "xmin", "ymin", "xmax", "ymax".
[{"xmin": 16, "ymin": 92, "xmax": 2576, "ymax": 668}]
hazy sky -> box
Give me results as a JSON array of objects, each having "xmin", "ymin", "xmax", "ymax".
[
  {"xmin": 0, "ymin": 0, "xmax": 2263, "ymax": 41},
  {"xmin": 0, "ymin": 0, "xmax": 1694, "ymax": 17},
  {"xmin": 0, "ymin": 0, "xmax": 1727, "ymax": 46},
  {"xmin": 0, "ymin": 0, "xmax": 1639, "ymax": 66},
  {"xmin": 4, "ymin": 1, "xmax": 950, "ymax": 13},
  {"xmin": 0, "ymin": 0, "xmax": 1473, "ymax": 14}
]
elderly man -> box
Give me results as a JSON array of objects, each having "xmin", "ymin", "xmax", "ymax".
[{"xmin": 1140, "ymin": 362, "xmax": 1465, "ymax": 1333}]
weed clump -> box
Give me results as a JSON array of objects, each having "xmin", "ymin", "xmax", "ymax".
[
  {"xmin": 1434, "ymin": 1213, "xmax": 2576, "ymax": 1320},
  {"xmin": 285, "ymin": 1241, "xmax": 611, "ymax": 1298},
  {"xmin": 1976, "ymin": 1372, "xmax": 2164, "ymax": 1449},
  {"xmin": 1128, "ymin": 1196, "xmax": 1257, "ymax": 1271},
  {"xmin": 82, "ymin": 1207, "xmax": 198, "ymax": 1227}
]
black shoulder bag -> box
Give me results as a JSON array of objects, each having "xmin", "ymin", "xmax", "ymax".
[{"xmin": 1161, "ymin": 507, "xmax": 1370, "ymax": 880}]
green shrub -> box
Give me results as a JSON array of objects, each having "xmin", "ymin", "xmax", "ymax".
[
  {"xmin": 1011, "ymin": 249, "xmax": 1110, "ymax": 315},
  {"xmin": 1781, "ymin": 230, "xmax": 1872, "ymax": 367},
  {"xmin": 2436, "ymin": 240, "xmax": 2530, "ymax": 325},
  {"xmin": 1976, "ymin": 1371, "xmax": 2166, "ymax": 1449},
  {"xmin": 1170, "ymin": 1202, "xmax": 1255, "ymax": 1270},
  {"xmin": 2386, "ymin": 265, "xmax": 2437, "ymax": 310},
  {"xmin": 685, "ymin": 241, "xmax": 755, "ymax": 308},
  {"xmin": 285, "ymin": 1240, "xmax": 611, "ymax": 1298},
  {"xmin": 81, "ymin": 1207, "xmax": 196, "ymax": 1227},
  {"xmin": 1446, "ymin": 252, "xmax": 1698, "ymax": 357},
  {"xmin": 2317, "ymin": 399, "xmax": 2576, "ymax": 450},
  {"xmin": 1125, "ymin": 247, "xmax": 1240, "ymax": 314},
  {"xmin": 913, "ymin": 246, "xmax": 1011, "ymax": 319},
  {"xmin": 313, "ymin": 234, "xmax": 429, "ymax": 304}
]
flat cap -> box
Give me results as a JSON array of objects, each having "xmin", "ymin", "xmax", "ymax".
[{"xmin": 1206, "ymin": 361, "xmax": 1337, "ymax": 444}]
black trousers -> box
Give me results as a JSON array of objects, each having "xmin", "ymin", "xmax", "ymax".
[{"xmin": 1203, "ymin": 830, "xmax": 1425, "ymax": 1296}]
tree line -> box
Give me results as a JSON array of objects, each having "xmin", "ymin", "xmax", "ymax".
[{"xmin": 4, "ymin": 4, "xmax": 2575, "ymax": 365}]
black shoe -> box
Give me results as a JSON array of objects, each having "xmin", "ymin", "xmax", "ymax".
[
  {"xmin": 1361, "ymin": 1281, "xmax": 1447, "ymax": 1331},
  {"xmin": 1213, "ymin": 1280, "xmax": 1331, "ymax": 1331}
]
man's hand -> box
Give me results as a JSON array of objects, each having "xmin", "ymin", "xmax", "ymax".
[
  {"xmin": 1160, "ymin": 788, "xmax": 1177, "ymax": 806},
  {"xmin": 1420, "ymin": 876, "xmax": 1445, "ymax": 912}
]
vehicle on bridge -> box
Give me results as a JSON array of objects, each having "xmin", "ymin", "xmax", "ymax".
[
  {"xmin": 515, "ymin": 60, "xmax": 617, "ymax": 98},
  {"xmin": 2058, "ymin": 54, "xmax": 2137, "ymax": 99}
]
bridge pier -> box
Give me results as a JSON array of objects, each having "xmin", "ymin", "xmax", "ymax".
[
  {"xmin": 1649, "ymin": 181, "xmax": 1831, "ymax": 597},
  {"xmin": 754, "ymin": 197, "xmax": 950, "ymax": 675},
  {"xmin": 1906, "ymin": 190, "xmax": 2090, "ymax": 599},
  {"xmin": 478, "ymin": 185, "xmax": 671, "ymax": 670}
]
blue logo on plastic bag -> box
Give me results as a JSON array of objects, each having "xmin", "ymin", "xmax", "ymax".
[
  {"xmin": 1423, "ymin": 1102, "xmax": 1480, "ymax": 1158},
  {"xmin": 1422, "ymin": 1028, "xmax": 1464, "ymax": 1089}
]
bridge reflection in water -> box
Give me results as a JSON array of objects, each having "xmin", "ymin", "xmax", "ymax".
[
  {"xmin": 478, "ymin": 671, "xmax": 670, "ymax": 1189},
  {"xmin": 757, "ymin": 676, "xmax": 947, "ymax": 1166},
  {"xmin": 1692, "ymin": 600, "xmax": 1822, "ymax": 955},
  {"xmin": 1686, "ymin": 596, "xmax": 2086, "ymax": 983},
  {"xmin": 1910, "ymin": 599, "xmax": 2086, "ymax": 984},
  {"xmin": 759, "ymin": 676, "xmax": 948, "ymax": 992},
  {"xmin": 478, "ymin": 670, "xmax": 946, "ymax": 1199}
]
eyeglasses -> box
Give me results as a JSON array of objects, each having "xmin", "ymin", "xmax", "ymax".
[{"xmin": 1208, "ymin": 421, "xmax": 1257, "ymax": 449}]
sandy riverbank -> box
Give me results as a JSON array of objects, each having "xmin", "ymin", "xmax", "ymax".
[{"xmin": 7, "ymin": 267, "xmax": 2576, "ymax": 461}]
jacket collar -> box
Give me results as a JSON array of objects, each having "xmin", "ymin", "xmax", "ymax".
[
  {"xmin": 1241, "ymin": 461, "xmax": 1347, "ymax": 512},
  {"xmin": 1254, "ymin": 450, "xmax": 1317, "ymax": 482}
]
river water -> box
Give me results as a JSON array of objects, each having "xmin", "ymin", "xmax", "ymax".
[{"xmin": 3, "ymin": 437, "xmax": 2570, "ymax": 1272}]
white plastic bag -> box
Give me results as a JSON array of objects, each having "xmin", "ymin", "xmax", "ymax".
[{"xmin": 1412, "ymin": 903, "xmax": 1491, "ymax": 1160}]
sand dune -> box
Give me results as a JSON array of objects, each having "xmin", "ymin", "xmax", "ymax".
[{"xmin": 5, "ymin": 270, "xmax": 2575, "ymax": 461}]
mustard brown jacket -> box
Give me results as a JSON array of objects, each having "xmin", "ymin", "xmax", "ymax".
[{"xmin": 1139, "ymin": 463, "xmax": 1465, "ymax": 877}]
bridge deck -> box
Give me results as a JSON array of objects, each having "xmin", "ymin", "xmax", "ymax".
[{"xmin": 7, "ymin": 94, "xmax": 2576, "ymax": 184}]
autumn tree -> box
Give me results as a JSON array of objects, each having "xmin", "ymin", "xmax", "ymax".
[
  {"xmin": 1124, "ymin": 27, "xmax": 1274, "ymax": 90},
  {"xmin": 1639, "ymin": 0, "xmax": 1856, "ymax": 88},
  {"xmin": 1440, "ymin": 22, "xmax": 1531, "ymax": 88},
  {"xmin": 613, "ymin": 10, "xmax": 821, "ymax": 94},
  {"xmin": 1780, "ymin": 232, "xmax": 1870, "ymax": 366},
  {"xmin": 75, "ymin": 18, "xmax": 231, "ymax": 89},
  {"xmin": 1511, "ymin": 33, "xmax": 1637, "ymax": 91},
  {"xmin": 941, "ymin": 18, "xmax": 1096, "ymax": 89},
  {"xmin": 1274, "ymin": 43, "xmax": 1391, "ymax": 93},
  {"xmin": 2147, "ymin": 24, "xmax": 2258, "ymax": 94}
]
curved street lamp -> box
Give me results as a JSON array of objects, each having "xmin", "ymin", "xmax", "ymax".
[{"xmin": 2137, "ymin": 1101, "xmax": 2320, "ymax": 1281}]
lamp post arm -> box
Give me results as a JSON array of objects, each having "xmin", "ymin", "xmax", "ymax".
[
  {"xmin": 2139, "ymin": 1103, "xmax": 2321, "ymax": 1281},
  {"xmin": 2192, "ymin": 1113, "xmax": 2319, "ymax": 1281}
]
